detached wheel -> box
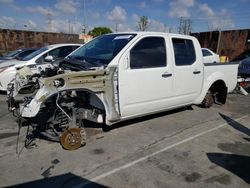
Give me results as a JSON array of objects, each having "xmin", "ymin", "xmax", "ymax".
[{"xmin": 201, "ymin": 92, "xmax": 214, "ymax": 108}]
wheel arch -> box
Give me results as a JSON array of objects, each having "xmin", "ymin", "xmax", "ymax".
[
  {"xmin": 208, "ymin": 80, "xmax": 228, "ymax": 104},
  {"xmin": 194, "ymin": 75, "xmax": 228, "ymax": 105}
]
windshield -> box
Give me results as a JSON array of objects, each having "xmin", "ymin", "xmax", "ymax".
[
  {"xmin": 68, "ymin": 34, "xmax": 136, "ymax": 65},
  {"xmin": 3, "ymin": 49, "xmax": 22, "ymax": 57},
  {"xmin": 22, "ymin": 47, "xmax": 48, "ymax": 61}
]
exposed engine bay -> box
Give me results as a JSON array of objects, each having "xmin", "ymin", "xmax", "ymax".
[
  {"xmin": 7, "ymin": 58, "xmax": 107, "ymax": 97},
  {"xmin": 7, "ymin": 59, "xmax": 120, "ymax": 150}
]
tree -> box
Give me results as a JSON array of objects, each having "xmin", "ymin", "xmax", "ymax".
[
  {"xmin": 88, "ymin": 27, "xmax": 112, "ymax": 37},
  {"xmin": 137, "ymin": 16, "xmax": 148, "ymax": 31},
  {"xmin": 178, "ymin": 17, "xmax": 192, "ymax": 35}
]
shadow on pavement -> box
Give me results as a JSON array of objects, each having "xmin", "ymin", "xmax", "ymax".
[
  {"xmin": 4, "ymin": 173, "xmax": 109, "ymax": 188},
  {"xmin": 88, "ymin": 106, "xmax": 191, "ymax": 132},
  {"xmin": 219, "ymin": 113, "xmax": 250, "ymax": 137},
  {"xmin": 207, "ymin": 153, "xmax": 250, "ymax": 184},
  {"xmin": 0, "ymin": 90, "xmax": 7, "ymax": 95},
  {"xmin": 206, "ymin": 113, "xmax": 250, "ymax": 184}
]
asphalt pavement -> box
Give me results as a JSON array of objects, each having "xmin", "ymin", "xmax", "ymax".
[{"xmin": 0, "ymin": 91, "xmax": 249, "ymax": 188}]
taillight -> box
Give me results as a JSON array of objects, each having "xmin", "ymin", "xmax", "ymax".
[{"xmin": 240, "ymin": 82, "xmax": 247, "ymax": 87}]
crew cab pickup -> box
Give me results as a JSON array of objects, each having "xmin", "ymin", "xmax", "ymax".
[{"xmin": 7, "ymin": 32, "xmax": 239, "ymax": 150}]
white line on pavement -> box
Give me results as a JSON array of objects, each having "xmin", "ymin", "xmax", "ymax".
[{"xmin": 74, "ymin": 114, "xmax": 249, "ymax": 188}]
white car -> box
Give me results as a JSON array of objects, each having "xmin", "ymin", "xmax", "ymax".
[
  {"xmin": 0, "ymin": 43, "xmax": 81, "ymax": 91},
  {"xmin": 202, "ymin": 48, "xmax": 220, "ymax": 63}
]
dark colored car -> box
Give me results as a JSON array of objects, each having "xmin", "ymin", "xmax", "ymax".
[
  {"xmin": 0, "ymin": 48, "xmax": 37, "ymax": 62},
  {"xmin": 235, "ymin": 51, "xmax": 250, "ymax": 78}
]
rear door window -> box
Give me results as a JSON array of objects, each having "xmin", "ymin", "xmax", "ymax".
[
  {"xmin": 202, "ymin": 49, "xmax": 212, "ymax": 57},
  {"xmin": 57, "ymin": 46, "xmax": 78, "ymax": 58},
  {"xmin": 17, "ymin": 50, "xmax": 36, "ymax": 59},
  {"xmin": 172, "ymin": 38, "xmax": 196, "ymax": 66}
]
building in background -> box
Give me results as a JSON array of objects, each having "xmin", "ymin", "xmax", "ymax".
[
  {"xmin": 79, "ymin": 34, "xmax": 93, "ymax": 43},
  {"xmin": 0, "ymin": 29, "xmax": 83, "ymax": 54},
  {"xmin": 192, "ymin": 29, "xmax": 250, "ymax": 61}
]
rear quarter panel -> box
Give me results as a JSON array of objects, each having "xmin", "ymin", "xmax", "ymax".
[{"xmin": 194, "ymin": 63, "xmax": 239, "ymax": 104}]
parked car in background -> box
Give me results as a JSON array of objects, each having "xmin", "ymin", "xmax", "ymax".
[
  {"xmin": 0, "ymin": 48, "xmax": 37, "ymax": 62},
  {"xmin": 201, "ymin": 48, "xmax": 220, "ymax": 63},
  {"xmin": 235, "ymin": 51, "xmax": 250, "ymax": 89},
  {"xmin": 0, "ymin": 43, "xmax": 81, "ymax": 91},
  {"xmin": 237, "ymin": 51, "xmax": 250, "ymax": 77}
]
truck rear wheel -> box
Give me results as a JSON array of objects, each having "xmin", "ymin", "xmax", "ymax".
[{"xmin": 201, "ymin": 92, "xmax": 214, "ymax": 108}]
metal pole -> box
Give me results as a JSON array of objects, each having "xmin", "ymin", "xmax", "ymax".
[
  {"xmin": 68, "ymin": 20, "xmax": 71, "ymax": 34},
  {"xmin": 83, "ymin": 0, "xmax": 86, "ymax": 34},
  {"xmin": 216, "ymin": 30, "xmax": 221, "ymax": 54},
  {"xmin": 115, "ymin": 23, "xmax": 118, "ymax": 32}
]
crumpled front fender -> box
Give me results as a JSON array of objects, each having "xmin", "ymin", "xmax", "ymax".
[
  {"xmin": 20, "ymin": 87, "xmax": 51, "ymax": 117},
  {"xmin": 19, "ymin": 67, "xmax": 121, "ymax": 125}
]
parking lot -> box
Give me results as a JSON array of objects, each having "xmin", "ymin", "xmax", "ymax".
[{"xmin": 0, "ymin": 91, "xmax": 249, "ymax": 188}]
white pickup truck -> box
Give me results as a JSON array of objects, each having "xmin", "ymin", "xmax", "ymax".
[{"xmin": 7, "ymin": 32, "xmax": 238, "ymax": 150}]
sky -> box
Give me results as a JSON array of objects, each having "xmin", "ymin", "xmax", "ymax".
[{"xmin": 0, "ymin": 0, "xmax": 249, "ymax": 34}]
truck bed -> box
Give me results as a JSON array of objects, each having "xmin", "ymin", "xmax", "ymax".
[{"xmin": 204, "ymin": 62, "xmax": 239, "ymax": 92}]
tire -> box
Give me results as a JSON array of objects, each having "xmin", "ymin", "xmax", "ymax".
[{"xmin": 201, "ymin": 92, "xmax": 214, "ymax": 108}]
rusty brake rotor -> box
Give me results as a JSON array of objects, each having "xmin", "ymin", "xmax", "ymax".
[{"xmin": 60, "ymin": 127, "xmax": 86, "ymax": 150}]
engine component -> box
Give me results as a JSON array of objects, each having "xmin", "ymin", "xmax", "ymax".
[
  {"xmin": 53, "ymin": 78, "xmax": 65, "ymax": 88},
  {"xmin": 60, "ymin": 127, "xmax": 86, "ymax": 150}
]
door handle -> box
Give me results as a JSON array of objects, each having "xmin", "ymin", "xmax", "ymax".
[
  {"xmin": 193, "ymin": 71, "xmax": 201, "ymax": 74},
  {"xmin": 162, "ymin": 73, "xmax": 172, "ymax": 78}
]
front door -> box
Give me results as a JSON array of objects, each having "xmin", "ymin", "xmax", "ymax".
[{"xmin": 118, "ymin": 36, "xmax": 174, "ymax": 118}]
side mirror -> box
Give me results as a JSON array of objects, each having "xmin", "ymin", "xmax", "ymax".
[{"xmin": 45, "ymin": 55, "xmax": 53, "ymax": 62}]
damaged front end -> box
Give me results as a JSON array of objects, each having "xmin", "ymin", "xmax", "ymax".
[
  {"xmin": 7, "ymin": 33, "xmax": 137, "ymax": 150},
  {"xmin": 7, "ymin": 63, "xmax": 120, "ymax": 150}
]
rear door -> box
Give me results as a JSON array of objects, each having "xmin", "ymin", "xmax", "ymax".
[
  {"xmin": 171, "ymin": 37, "xmax": 203, "ymax": 105},
  {"xmin": 118, "ymin": 35, "xmax": 174, "ymax": 118}
]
